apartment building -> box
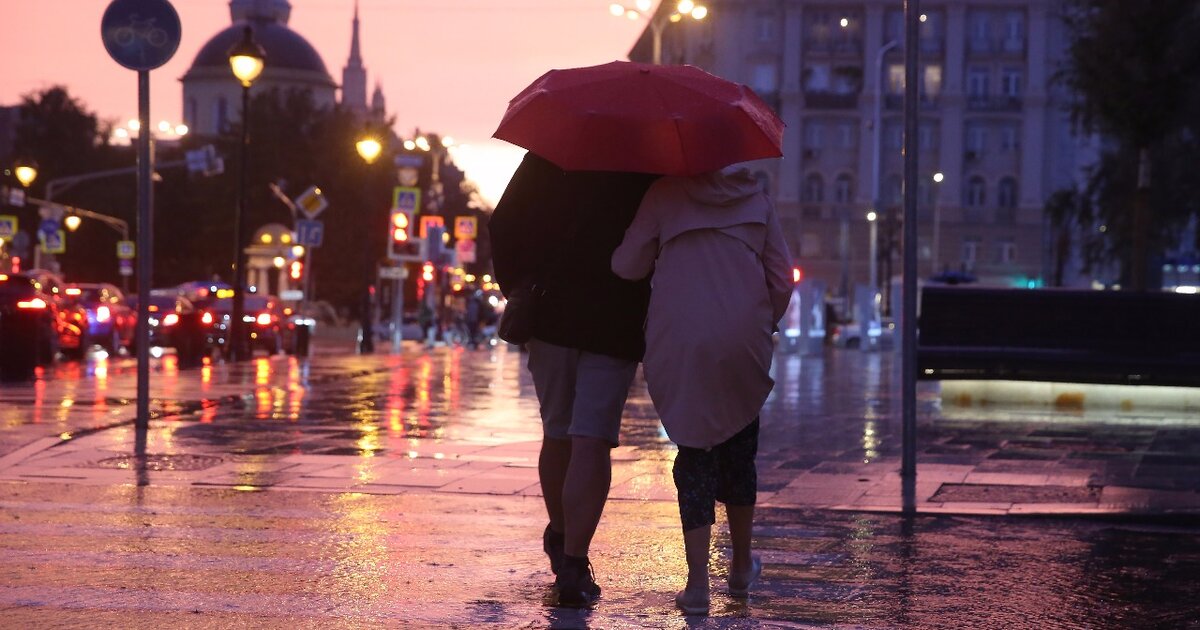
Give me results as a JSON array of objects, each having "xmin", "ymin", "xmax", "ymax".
[{"xmin": 636, "ymin": 0, "xmax": 1090, "ymax": 293}]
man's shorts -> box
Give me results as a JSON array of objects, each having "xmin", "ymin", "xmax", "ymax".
[{"xmin": 526, "ymin": 338, "xmax": 637, "ymax": 446}]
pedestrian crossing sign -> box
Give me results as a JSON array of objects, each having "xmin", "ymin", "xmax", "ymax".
[
  {"xmin": 393, "ymin": 186, "xmax": 421, "ymax": 213},
  {"xmin": 40, "ymin": 229, "xmax": 65, "ymax": 255},
  {"xmin": 0, "ymin": 215, "xmax": 17, "ymax": 241}
]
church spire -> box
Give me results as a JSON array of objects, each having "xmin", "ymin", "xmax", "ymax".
[
  {"xmin": 341, "ymin": 0, "xmax": 368, "ymax": 114},
  {"xmin": 348, "ymin": 0, "xmax": 362, "ymax": 64}
]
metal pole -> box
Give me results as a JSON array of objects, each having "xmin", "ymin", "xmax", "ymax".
[
  {"xmin": 901, "ymin": 0, "xmax": 921, "ymax": 514},
  {"xmin": 873, "ymin": 40, "xmax": 899, "ymax": 303},
  {"xmin": 231, "ymin": 84, "xmax": 250, "ymax": 362},
  {"xmin": 134, "ymin": 70, "xmax": 153, "ymax": 450},
  {"xmin": 869, "ymin": 216, "xmax": 878, "ymax": 291},
  {"xmin": 391, "ymin": 275, "xmax": 403, "ymax": 352},
  {"xmin": 932, "ymin": 196, "xmax": 941, "ymax": 274},
  {"xmin": 651, "ymin": 18, "xmax": 664, "ymax": 65},
  {"xmin": 838, "ymin": 212, "xmax": 850, "ymax": 319}
]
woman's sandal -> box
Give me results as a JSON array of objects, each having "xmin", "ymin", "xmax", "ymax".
[
  {"xmin": 675, "ymin": 589, "xmax": 710, "ymax": 615},
  {"xmin": 727, "ymin": 556, "xmax": 762, "ymax": 598}
]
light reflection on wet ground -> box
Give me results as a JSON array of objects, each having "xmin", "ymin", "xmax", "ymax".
[{"xmin": 1, "ymin": 343, "xmax": 1199, "ymax": 626}]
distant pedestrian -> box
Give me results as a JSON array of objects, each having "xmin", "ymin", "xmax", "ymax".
[
  {"xmin": 463, "ymin": 286, "xmax": 483, "ymax": 349},
  {"xmin": 612, "ymin": 163, "xmax": 792, "ymax": 615},
  {"xmin": 489, "ymin": 151, "xmax": 657, "ymax": 608}
]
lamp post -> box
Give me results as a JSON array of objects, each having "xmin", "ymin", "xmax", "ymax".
[
  {"xmin": 609, "ymin": 0, "xmax": 708, "ymax": 65},
  {"xmin": 403, "ymin": 134, "xmax": 454, "ymax": 345},
  {"xmin": 872, "ymin": 39, "xmax": 899, "ymax": 314},
  {"xmin": 931, "ymin": 171, "xmax": 944, "ymax": 275},
  {"xmin": 867, "ymin": 210, "xmax": 879, "ymax": 292},
  {"xmin": 228, "ymin": 25, "xmax": 265, "ymax": 362},
  {"xmin": 356, "ymin": 132, "xmax": 384, "ymax": 354}
]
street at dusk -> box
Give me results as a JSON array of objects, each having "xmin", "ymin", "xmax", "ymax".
[
  {"xmin": 3, "ymin": 0, "xmax": 1200, "ymax": 627},
  {"xmin": 1, "ymin": 337, "xmax": 1199, "ymax": 627}
]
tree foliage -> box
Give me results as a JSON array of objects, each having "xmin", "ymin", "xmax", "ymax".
[
  {"xmin": 4, "ymin": 85, "xmax": 486, "ymax": 312},
  {"xmin": 1053, "ymin": 0, "xmax": 1200, "ymax": 284}
]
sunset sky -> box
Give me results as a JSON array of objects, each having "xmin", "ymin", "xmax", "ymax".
[{"xmin": 0, "ymin": 0, "xmax": 649, "ymax": 204}]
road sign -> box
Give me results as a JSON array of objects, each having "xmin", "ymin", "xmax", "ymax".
[
  {"xmin": 2, "ymin": 187, "xmax": 25, "ymax": 207},
  {"xmin": 40, "ymin": 230, "xmax": 65, "ymax": 255},
  {"xmin": 419, "ymin": 215, "xmax": 445, "ymax": 239},
  {"xmin": 101, "ymin": 0, "xmax": 181, "ymax": 71},
  {"xmin": 119, "ymin": 259, "xmax": 134, "ymax": 277},
  {"xmin": 379, "ymin": 266, "xmax": 408, "ymax": 280},
  {"xmin": 0, "ymin": 216, "xmax": 17, "ymax": 240},
  {"xmin": 455, "ymin": 238, "xmax": 477, "ymax": 264},
  {"xmin": 295, "ymin": 219, "xmax": 324, "ymax": 247},
  {"xmin": 117, "ymin": 240, "xmax": 136, "ymax": 259},
  {"xmin": 294, "ymin": 186, "xmax": 328, "ymax": 219},
  {"xmin": 393, "ymin": 186, "xmax": 421, "ymax": 213},
  {"xmin": 185, "ymin": 145, "xmax": 223, "ymax": 176},
  {"xmin": 453, "ymin": 216, "xmax": 478, "ymax": 240},
  {"xmin": 39, "ymin": 219, "xmax": 59, "ymax": 236}
]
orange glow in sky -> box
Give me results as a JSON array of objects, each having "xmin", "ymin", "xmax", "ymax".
[{"xmin": 0, "ymin": 0, "xmax": 648, "ymax": 204}]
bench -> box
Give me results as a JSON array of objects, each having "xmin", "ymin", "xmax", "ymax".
[{"xmin": 917, "ymin": 286, "xmax": 1200, "ymax": 387}]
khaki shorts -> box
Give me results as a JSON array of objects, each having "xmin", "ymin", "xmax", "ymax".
[{"xmin": 526, "ymin": 339, "xmax": 637, "ymax": 446}]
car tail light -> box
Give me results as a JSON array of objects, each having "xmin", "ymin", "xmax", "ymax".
[
  {"xmin": 162, "ymin": 313, "xmax": 180, "ymax": 327},
  {"xmin": 201, "ymin": 311, "xmax": 214, "ymax": 325},
  {"xmin": 256, "ymin": 312, "xmax": 271, "ymax": 326},
  {"xmin": 97, "ymin": 305, "xmax": 111, "ymax": 322},
  {"xmin": 17, "ymin": 298, "xmax": 47, "ymax": 309}
]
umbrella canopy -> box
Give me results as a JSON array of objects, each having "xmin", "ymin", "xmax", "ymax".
[{"xmin": 493, "ymin": 60, "xmax": 785, "ymax": 176}]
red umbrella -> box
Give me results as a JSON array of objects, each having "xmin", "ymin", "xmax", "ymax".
[{"xmin": 493, "ymin": 60, "xmax": 785, "ymax": 176}]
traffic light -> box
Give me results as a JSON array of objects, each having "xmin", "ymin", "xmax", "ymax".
[
  {"xmin": 289, "ymin": 260, "xmax": 303, "ymax": 281},
  {"xmin": 793, "ymin": 267, "xmax": 803, "ymax": 284},
  {"xmin": 388, "ymin": 208, "xmax": 422, "ymax": 260}
]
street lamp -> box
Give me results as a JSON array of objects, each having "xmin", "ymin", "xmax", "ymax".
[
  {"xmin": 610, "ymin": 0, "xmax": 708, "ymax": 65},
  {"xmin": 356, "ymin": 136, "xmax": 382, "ymax": 165},
  {"xmin": 355, "ymin": 130, "xmax": 386, "ymax": 354},
  {"xmin": 228, "ymin": 25, "xmax": 265, "ymax": 362},
  {"xmin": 931, "ymin": 171, "xmax": 944, "ymax": 274},
  {"xmin": 14, "ymin": 162, "xmax": 37, "ymax": 188}
]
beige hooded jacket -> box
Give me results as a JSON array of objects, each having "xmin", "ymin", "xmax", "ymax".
[{"xmin": 612, "ymin": 165, "xmax": 793, "ymax": 449}]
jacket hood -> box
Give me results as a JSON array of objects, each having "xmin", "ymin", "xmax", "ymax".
[{"xmin": 682, "ymin": 164, "xmax": 763, "ymax": 207}]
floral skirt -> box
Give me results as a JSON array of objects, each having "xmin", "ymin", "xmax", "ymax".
[{"xmin": 672, "ymin": 418, "xmax": 759, "ymax": 531}]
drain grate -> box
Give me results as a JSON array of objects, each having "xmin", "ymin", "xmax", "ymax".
[
  {"xmin": 88, "ymin": 453, "xmax": 224, "ymax": 471},
  {"xmin": 931, "ymin": 483, "xmax": 1101, "ymax": 504}
]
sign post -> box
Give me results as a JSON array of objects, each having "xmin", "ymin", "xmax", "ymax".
[{"xmin": 101, "ymin": 0, "xmax": 181, "ymax": 451}]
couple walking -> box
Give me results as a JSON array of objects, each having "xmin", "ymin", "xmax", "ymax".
[{"xmin": 489, "ymin": 151, "xmax": 793, "ymax": 615}]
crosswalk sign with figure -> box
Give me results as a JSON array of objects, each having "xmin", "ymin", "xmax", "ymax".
[{"xmin": 393, "ymin": 186, "xmax": 420, "ymax": 213}]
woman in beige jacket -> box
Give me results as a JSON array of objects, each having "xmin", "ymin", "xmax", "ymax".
[{"xmin": 612, "ymin": 163, "xmax": 792, "ymax": 615}]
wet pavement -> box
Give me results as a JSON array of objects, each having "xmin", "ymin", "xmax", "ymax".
[{"xmin": 0, "ymin": 337, "xmax": 1199, "ymax": 627}]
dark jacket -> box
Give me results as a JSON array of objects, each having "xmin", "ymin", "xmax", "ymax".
[{"xmin": 489, "ymin": 153, "xmax": 657, "ymax": 362}]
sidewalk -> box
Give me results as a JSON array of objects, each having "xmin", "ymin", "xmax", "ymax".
[
  {"xmin": 0, "ymin": 345, "xmax": 1198, "ymax": 516},
  {"xmin": 1, "ymin": 344, "xmax": 1198, "ymax": 627}
]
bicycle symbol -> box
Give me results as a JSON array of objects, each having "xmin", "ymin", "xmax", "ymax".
[{"xmin": 112, "ymin": 14, "xmax": 169, "ymax": 48}]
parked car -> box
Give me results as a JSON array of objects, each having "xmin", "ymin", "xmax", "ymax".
[
  {"xmin": 203, "ymin": 293, "xmax": 293, "ymax": 356},
  {"xmin": 0, "ymin": 273, "xmax": 59, "ymax": 377},
  {"xmin": 831, "ymin": 318, "xmax": 896, "ymax": 350},
  {"xmin": 64, "ymin": 283, "xmax": 135, "ymax": 354},
  {"xmin": 127, "ymin": 291, "xmax": 208, "ymax": 364},
  {"xmin": 22, "ymin": 270, "xmax": 86, "ymax": 362}
]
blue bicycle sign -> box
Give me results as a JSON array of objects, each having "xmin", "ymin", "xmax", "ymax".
[{"xmin": 101, "ymin": 0, "xmax": 181, "ymax": 71}]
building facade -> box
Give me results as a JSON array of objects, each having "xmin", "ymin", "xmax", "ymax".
[
  {"xmin": 640, "ymin": 0, "xmax": 1091, "ymax": 294},
  {"xmin": 181, "ymin": 0, "xmax": 385, "ymax": 136}
]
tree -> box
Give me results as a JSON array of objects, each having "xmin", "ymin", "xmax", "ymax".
[{"xmin": 1056, "ymin": 0, "xmax": 1200, "ymax": 289}]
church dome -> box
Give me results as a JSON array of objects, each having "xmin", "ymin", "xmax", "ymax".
[{"xmin": 184, "ymin": 20, "xmax": 334, "ymax": 82}]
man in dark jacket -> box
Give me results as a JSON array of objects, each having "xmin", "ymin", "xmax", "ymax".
[{"xmin": 489, "ymin": 152, "xmax": 656, "ymax": 607}]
